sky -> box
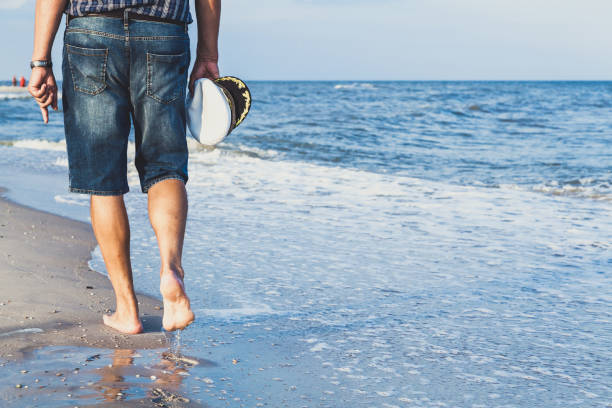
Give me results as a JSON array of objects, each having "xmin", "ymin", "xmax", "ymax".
[{"xmin": 1, "ymin": 0, "xmax": 612, "ymax": 80}]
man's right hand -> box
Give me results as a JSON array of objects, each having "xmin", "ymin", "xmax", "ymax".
[
  {"xmin": 28, "ymin": 66, "xmax": 58, "ymax": 124},
  {"xmin": 189, "ymin": 60, "xmax": 220, "ymax": 95}
]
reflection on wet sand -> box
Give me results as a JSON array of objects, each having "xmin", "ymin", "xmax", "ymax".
[
  {"xmin": 2, "ymin": 344, "xmax": 216, "ymax": 407},
  {"xmin": 89, "ymin": 348, "xmax": 208, "ymax": 407}
]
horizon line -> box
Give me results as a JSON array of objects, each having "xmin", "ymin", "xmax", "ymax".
[
  {"xmin": 3, "ymin": 78, "xmax": 612, "ymax": 84},
  {"xmin": 240, "ymin": 79, "xmax": 612, "ymax": 82}
]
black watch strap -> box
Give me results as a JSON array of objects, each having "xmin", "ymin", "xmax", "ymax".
[{"xmin": 30, "ymin": 60, "xmax": 52, "ymax": 69}]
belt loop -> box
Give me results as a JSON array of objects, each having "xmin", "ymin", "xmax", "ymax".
[
  {"xmin": 184, "ymin": 22, "xmax": 188, "ymax": 34},
  {"xmin": 123, "ymin": 8, "xmax": 129, "ymax": 32}
]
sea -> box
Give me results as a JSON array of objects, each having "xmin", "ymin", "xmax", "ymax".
[{"xmin": 0, "ymin": 81, "xmax": 610, "ymax": 407}]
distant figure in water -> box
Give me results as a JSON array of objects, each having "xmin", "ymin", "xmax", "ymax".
[
  {"xmin": 11, "ymin": 76, "xmax": 17, "ymax": 86},
  {"xmin": 19, "ymin": 76, "xmax": 26, "ymax": 87}
]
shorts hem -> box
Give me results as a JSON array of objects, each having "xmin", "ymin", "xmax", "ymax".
[
  {"xmin": 142, "ymin": 175, "xmax": 187, "ymax": 194},
  {"xmin": 69, "ymin": 186, "xmax": 129, "ymax": 196}
]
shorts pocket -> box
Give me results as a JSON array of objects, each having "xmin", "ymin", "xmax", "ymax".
[
  {"xmin": 65, "ymin": 44, "xmax": 108, "ymax": 95},
  {"xmin": 146, "ymin": 51, "xmax": 188, "ymax": 104}
]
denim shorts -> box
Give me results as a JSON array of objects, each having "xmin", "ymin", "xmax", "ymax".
[{"xmin": 62, "ymin": 12, "xmax": 190, "ymax": 195}]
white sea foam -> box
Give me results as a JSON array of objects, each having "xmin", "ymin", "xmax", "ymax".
[
  {"xmin": 53, "ymin": 157, "xmax": 68, "ymax": 167},
  {"xmin": 310, "ymin": 343, "xmax": 330, "ymax": 352},
  {"xmin": 54, "ymin": 194, "xmax": 89, "ymax": 207},
  {"xmin": 195, "ymin": 304, "xmax": 278, "ymax": 319}
]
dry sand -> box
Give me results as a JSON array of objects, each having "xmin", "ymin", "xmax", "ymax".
[{"xmin": 0, "ymin": 188, "xmax": 169, "ymax": 360}]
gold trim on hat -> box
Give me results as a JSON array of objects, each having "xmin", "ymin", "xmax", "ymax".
[
  {"xmin": 236, "ymin": 90, "xmax": 251, "ymax": 126},
  {"xmin": 218, "ymin": 76, "xmax": 251, "ymax": 127}
]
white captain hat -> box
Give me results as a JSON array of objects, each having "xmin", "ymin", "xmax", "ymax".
[{"xmin": 186, "ymin": 76, "xmax": 252, "ymax": 146}]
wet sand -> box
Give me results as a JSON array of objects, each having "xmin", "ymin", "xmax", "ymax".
[{"xmin": 0, "ymin": 187, "xmax": 168, "ymax": 360}]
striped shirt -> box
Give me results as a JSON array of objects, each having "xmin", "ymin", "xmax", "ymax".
[{"xmin": 65, "ymin": 0, "xmax": 192, "ymax": 24}]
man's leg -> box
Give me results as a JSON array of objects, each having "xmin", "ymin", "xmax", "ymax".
[
  {"xmin": 147, "ymin": 179, "xmax": 194, "ymax": 331},
  {"xmin": 91, "ymin": 195, "xmax": 143, "ymax": 334}
]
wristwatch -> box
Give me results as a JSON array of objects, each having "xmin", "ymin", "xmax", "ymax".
[{"xmin": 30, "ymin": 60, "xmax": 52, "ymax": 69}]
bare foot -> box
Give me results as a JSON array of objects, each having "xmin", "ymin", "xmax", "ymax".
[
  {"xmin": 160, "ymin": 271, "xmax": 195, "ymax": 331},
  {"xmin": 102, "ymin": 312, "xmax": 144, "ymax": 335}
]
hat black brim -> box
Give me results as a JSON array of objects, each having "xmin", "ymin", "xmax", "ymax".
[{"xmin": 215, "ymin": 76, "xmax": 251, "ymax": 128}]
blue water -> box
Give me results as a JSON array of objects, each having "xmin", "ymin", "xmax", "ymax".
[{"xmin": 0, "ymin": 81, "xmax": 610, "ymax": 407}]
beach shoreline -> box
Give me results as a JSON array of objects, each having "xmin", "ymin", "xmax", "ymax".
[
  {"xmin": 0, "ymin": 187, "xmax": 168, "ymax": 361},
  {"xmin": 0, "ymin": 81, "xmax": 610, "ymax": 407}
]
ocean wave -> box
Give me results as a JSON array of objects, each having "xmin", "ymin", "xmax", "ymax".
[
  {"xmin": 188, "ymin": 140, "xmax": 281, "ymax": 163},
  {"xmin": 0, "ymin": 87, "xmax": 62, "ymax": 101},
  {"xmin": 0, "ymin": 92, "xmax": 31, "ymax": 101},
  {"xmin": 500, "ymin": 179, "xmax": 611, "ymax": 201},
  {"xmin": 223, "ymin": 143, "xmax": 281, "ymax": 159},
  {"xmin": 6, "ymin": 139, "xmax": 67, "ymax": 151},
  {"xmin": 1, "ymin": 137, "xmax": 281, "ymax": 165},
  {"xmin": 4, "ymin": 138, "xmax": 610, "ymax": 206},
  {"xmin": 531, "ymin": 185, "xmax": 611, "ymax": 201},
  {"xmin": 334, "ymin": 83, "xmax": 376, "ymax": 90}
]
